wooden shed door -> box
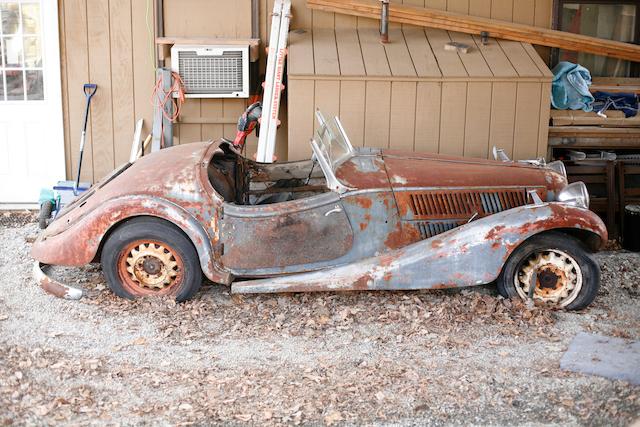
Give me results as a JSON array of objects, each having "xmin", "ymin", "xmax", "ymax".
[{"xmin": 0, "ymin": 1, "xmax": 64, "ymax": 206}]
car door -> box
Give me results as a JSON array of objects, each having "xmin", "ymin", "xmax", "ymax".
[{"xmin": 220, "ymin": 191, "xmax": 354, "ymax": 273}]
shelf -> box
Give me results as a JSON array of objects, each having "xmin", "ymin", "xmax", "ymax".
[{"xmin": 155, "ymin": 37, "xmax": 261, "ymax": 62}]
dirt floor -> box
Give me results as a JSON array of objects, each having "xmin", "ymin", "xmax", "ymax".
[{"xmin": 1, "ymin": 211, "xmax": 639, "ymax": 426}]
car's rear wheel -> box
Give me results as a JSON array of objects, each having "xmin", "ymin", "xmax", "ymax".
[
  {"xmin": 101, "ymin": 217, "xmax": 202, "ymax": 302},
  {"xmin": 496, "ymin": 232, "xmax": 600, "ymax": 310}
]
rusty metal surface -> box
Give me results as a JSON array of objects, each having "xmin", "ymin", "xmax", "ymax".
[
  {"xmin": 382, "ymin": 153, "xmax": 567, "ymax": 195},
  {"xmin": 31, "ymin": 141, "xmax": 231, "ymax": 285},
  {"xmin": 230, "ymin": 203, "xmax": 607, "ymax": 294},
  {"xmin": 33, "ymin": 262, "xmax": 83, "ymax": 300},
  {"xmin": 221, "ymin": 192, "xmax": 354, "ymax": 269}
]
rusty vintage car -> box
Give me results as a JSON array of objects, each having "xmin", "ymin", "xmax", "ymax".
[{"xmin": 32, "ymin": 112, "xmax": 607, "ymax": 309}]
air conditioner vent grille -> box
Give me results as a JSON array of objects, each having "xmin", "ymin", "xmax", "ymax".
[{"xmin": 178, "ymin": 50, "xmax": 243, "ymax": 94}]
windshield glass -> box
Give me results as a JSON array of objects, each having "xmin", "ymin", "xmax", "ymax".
[
  {"xmin": 310, "ymin": 111, "xmax": 356, "ymax": 194},
  {"xmin": 313, "ymin": 111, "xmax": 354, "ymax": 171}
]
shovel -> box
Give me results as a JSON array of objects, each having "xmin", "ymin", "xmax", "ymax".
[{"xmin": 74, "ymin": 84, "xmax": 97, "ymax": 195}]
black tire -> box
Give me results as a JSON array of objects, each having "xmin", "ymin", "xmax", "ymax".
[
  {"xmin": 38, "ymin": 200, "xmax": 53, "ymax": 229},
  {"xmin": 496, "ymin": 231, "xmax": 600, "ymax": 310},
  {"xmin": 100, "ymin": 217, "xmax": 202, "ymax": 302}
]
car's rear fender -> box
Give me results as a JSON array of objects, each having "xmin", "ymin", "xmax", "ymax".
[
  {"xmin": 231, "ymin": 202, "xmax": 607, "ymax": 293},
  {"xmin": 31, "ymin": 195, "xmax": 231, "ymax": 285}
]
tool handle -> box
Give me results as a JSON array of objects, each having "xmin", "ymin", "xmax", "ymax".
[{"xmin": 84, "ymin": 83, "xmax": 97, "ymax": 99}]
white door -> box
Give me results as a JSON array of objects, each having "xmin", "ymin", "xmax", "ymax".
[{"xmin": 0, "ymin": 0, "xmax": 64, "ymax": 206}]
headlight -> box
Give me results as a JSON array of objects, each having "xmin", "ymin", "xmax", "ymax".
[
  {"xmin": 547, "ymin": 160, "xmax": 567, "ymax": 178},
  {"xmin": 557, "ymin": 182, "xmax": 589, "ymax": 208}
]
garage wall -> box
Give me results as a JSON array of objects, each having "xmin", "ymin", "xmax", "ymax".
[
  {"xmin": 58, "ymin": 0, "xmax": 155, "ymax": 183},
  {"xmin": 59, "ymin": 0, "xmax": 554, "ymax": 183}
]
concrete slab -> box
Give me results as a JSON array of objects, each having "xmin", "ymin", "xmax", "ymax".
[{"xmin": 561, "ymin": 332, "xmax": 640, "ymax": 385}]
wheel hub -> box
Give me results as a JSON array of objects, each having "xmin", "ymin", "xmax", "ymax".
[
  {"xmin": 515, "ymin": 249, "xmax": 582, "ymax": 307},
  {"xmin": 124, "ymin": 242, "xmax": 180, "ymax": 290}
]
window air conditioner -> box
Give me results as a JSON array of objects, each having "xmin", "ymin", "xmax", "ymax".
[{"xmin": 171, "ymin": 45, "xmax": 249, "ymax": 98}]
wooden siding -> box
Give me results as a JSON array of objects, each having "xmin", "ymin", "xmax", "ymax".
[
  {"xmin": 287, "ymin": 27, "xmax": 552, "ymax": 161},
  {"xmin": 59, "ymin": 0, "xmax": 553, "ymax": 182},
  {"xmin": 59, "ymin": 0, "xmax": 155, "ymax": 183}
]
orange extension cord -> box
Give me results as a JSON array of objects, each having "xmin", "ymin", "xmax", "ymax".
[{"xmin": 151, "ymin": 71, "xmax": 185, "ymax": 148}]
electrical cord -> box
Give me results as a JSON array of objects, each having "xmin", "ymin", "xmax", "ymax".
[{"xmin": 151, "ymin": 71, "xmax": 186, "ymax": 148}]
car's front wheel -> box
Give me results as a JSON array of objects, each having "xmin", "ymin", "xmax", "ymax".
[
  {"xmin": 101, "ymin": 217, "xmax": 202, "ymax": 302},
  {"xmin": 496, "ymin": 232, "xmax": 600, "ymax": 310}
]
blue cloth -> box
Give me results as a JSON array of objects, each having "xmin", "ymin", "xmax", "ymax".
[{"xmin": 551, "ymin": 61, "xmax": 594, "ymax": 112}]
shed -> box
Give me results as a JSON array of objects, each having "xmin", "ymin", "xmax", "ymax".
[{"xmin": 287, "ymin": 26, "xmax": 553, "ymax": 161}]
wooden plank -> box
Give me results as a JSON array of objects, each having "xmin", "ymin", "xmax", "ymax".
[
  {"xmin": 110, "ymin": 0, "xmax": 135, "ymax": 167},
  {"xmin": 58, "ymin": 2, "xmax": 72, "ymax": 179},
  {"xmin": 534, "ymin": 0, "xmax": 552, "ymax": 28},
  {"xmin": 425, "ymin": 0, "xmax": 446, "ymax": 11},
  {"xmin": 447, "ymin": 0, "xmax": 469, "ymax": 14},
  {"xmin": 383, "ymin": 28, "xmax": 417, "ymax": 77},
  {"xmin": 513, "ymin": 82, "xmax": 542, "ymax": 160},
  {"xmin": 335, "ymin": 29, "xmax": 366, "ymax": 75},
  {"xmin": 522, "ymin": 43, "xmax": 553, "ymax": 77},
  {"xmin": 403, "ymin": 27, "xmax": 441, "ymax": 77},
  {"xmin": 364, "ymin": 81, "xmax": 391, "ymax": 148},
  {"xmin": 488, "ymin": 82, "xmax": 517, "ymax": 157},
  {"xmin": 201, "ymin": 99, "xmax": 224, "ymax": 142},
  {"xmin": 472, "ymin": 36, "xmax": 517, "ymax": 77},
  {"xmin": 313, "ymin": 10, "xmax": 335, "ymax": 29},
  {"xmin": 358, "ymin": 28, "xmax": 392, "ymax": 76},
  {"xmin": 339, "ymin": 81, "xmax": 366, "ymax": 146},
  {"xmin": 306, "ymin": 0, "xmax": 640, "ymax": 62},
  {"xmin": 490, "ymin": 0, "xmax": 512, "ymax": 21},
  {"xmin": 438, "ymin": 82, "xmax": 467, "ymax": 155},
  {"xmin": 288, "ymin": 29, "xmax": 315, "ymax": 75},
  {"xmin": 131, "ymin": 0, "xmax": 156, "ymax": 154},
  {"xmin": 177, "ymin": 100, "xmax": 202, "ymax": 145},
  {"xmin": 223, "ymin": 100, "xmax": 245, "ymax": 140},
  {"xmin": 497, "ymin": 40, "xmax": 542, "ymax": 77},
  {"xmin": 469, "ymin": 0, "xmax": 491, "ymax": 18},
  {"xmin": 512, "ymin": 0, "xmax": 534, "ymax": 25},
  {"xmin": 63, "ymin": 0, "xmax": 94, "ymax": 182},
  {"xmin": 87, "ymin": 0, "xmax": 114, "ymax": 181},
  {"xmin": 164, "ymin": 0, "xmax": 251, "ymax": 37},
  {"xmin": 290, "ymin": 0, "xmax": 312, "ymax": 29},
  {"xmin": 414, "ymin": 82, "xmax": 441, "ymax": 153},
  {"xmin": 389, "ymin": 82, "xmax": 417, "ymax": 150},
  {"xmin": 287, "ymin": 80, "xmax": 315, "ymax": 160},
  {"xmin": 537, "ymin": 82, "xmax": 551, "ymax": 158},
  {"xmin": 313, "ymin": 28, "xmax": 341, "ymax": 75},
  {"xmin": 424, "ymin": 28, "xmax": 467, "ymax": 77},
  {"xmin": 314, "ymin": 80, "xmax": 341, "ymax": 133},
  {"xmin": 448, "ymin": 32, "xmax": 492, "ymax": 77},
  {"xmin": 463, "ymin": 82, "xmax": 492, "ymax": 158},
  {"xmin": 156, "ymin": 37, "xmax": 260, "ymax": 62}
]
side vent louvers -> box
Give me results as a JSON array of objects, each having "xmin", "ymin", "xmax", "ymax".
[
  {"xmin": 416, "ymin": 220, "xmax": 459, "ymax": 239},
  {"xmin": 406, "ymin": 188, "xmax": 532, "ymax": 239},
  {"xmin": 409, "ymin": 189, "xmax": 529, "ymax": 218}
]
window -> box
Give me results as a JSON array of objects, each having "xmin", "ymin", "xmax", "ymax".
[
  {"xmin": 553, "ymin": 0, "xmax": 639, "ymax": 77},
  {"xmin": 0, "ymin": 1, "xmax": 43, "ymax": 101}
]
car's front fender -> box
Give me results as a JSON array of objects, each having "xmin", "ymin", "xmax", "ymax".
[
  {"xmin": 231, "ymin": 203, "xmax": 607, "ymax": 293},
  {"xmin": 31, "ymin": 195, "xmax": 231, "ymax": 285}
]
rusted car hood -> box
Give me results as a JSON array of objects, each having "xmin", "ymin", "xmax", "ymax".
[
  {"xmin": 382, "ymin": 150, "xmax": 567, "ymax": 192},
  {"xmin": 44, "ymin": 141, "xmax": 215, "ymax": 238}
]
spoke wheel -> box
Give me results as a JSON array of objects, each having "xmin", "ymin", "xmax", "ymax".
[
  {"xmin": 514, "ymin": 249, "xmax": 583, "ymax": 307},
  {"xmin": 117, "ymin": 239, "xmax": 184, "ymax": 297}
]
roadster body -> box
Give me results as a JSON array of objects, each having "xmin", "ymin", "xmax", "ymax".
[{"xmin": 32, "ymin": 114, "xmax": 608, "ymax": 309}]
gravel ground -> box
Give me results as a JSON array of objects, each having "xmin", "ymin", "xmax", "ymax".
[{"xmin": 1, "ymin": 211, "xmax": 639, "ymax": 426}]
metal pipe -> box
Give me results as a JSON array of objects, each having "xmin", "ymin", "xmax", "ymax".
[
  {"xmin": 251, "ymin": 0, "xmax": 259, "ymax": 39},
  {"xmin": 380, "ymin": 0, "xmax": 389, "ymax": 43},
  {"xmin": 155, "ymin": 0, "xmax": 164, "ymax": 67}
]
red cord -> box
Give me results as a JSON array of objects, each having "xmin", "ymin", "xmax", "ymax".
[{"xmin": 151, "ymin": 71, "xmax": 185, "ymax": 148}]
